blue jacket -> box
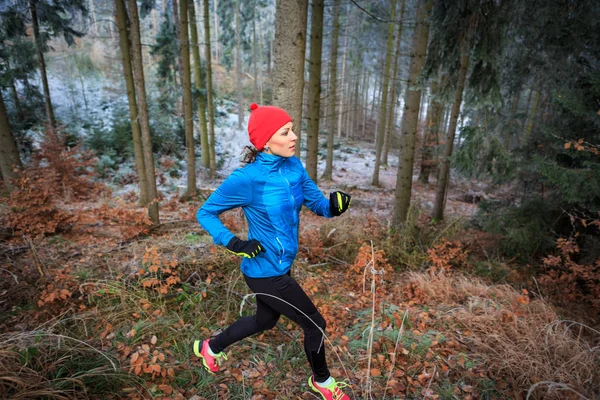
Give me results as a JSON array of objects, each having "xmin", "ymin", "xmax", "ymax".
[{"xmin": 197, "ymin": 153, "xmax": 333, "ymax": 278}]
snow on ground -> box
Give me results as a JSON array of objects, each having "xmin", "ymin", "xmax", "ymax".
[{"xmin": 41, "ymin": 52, "xmax": 479, "ymax": 220}]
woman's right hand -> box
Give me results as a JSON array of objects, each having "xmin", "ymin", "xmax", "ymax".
[{"xmin": 226, "ymin": 237, "xmax": 266, "ymax": 258}]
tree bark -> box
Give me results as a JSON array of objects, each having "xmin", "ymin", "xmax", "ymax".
[
  {"xmin": 305, "ymin": 0, "xmax": 325, "ymax": 181},
  {"xmin": 272, "ymin": 0, "xmax": 309, "ymax": 158},
  {"xmin": 29, "ymin": 0, "xmax": 56, "ymax": 130},
  {"xmin": 180, "ymin": 0, "xmax": 196, "ymax": 197},
  {"xmin": 189, "ymin": 0, "xmax": 210, "ymax": 169},
  {"xmin": 235, "ymin": 0, "xmax": 244, "ymax": 129},
  {"xmin": 114, "ymin": 0, "xmax": 149, "ymax": 205},
  {"xmin": 392, "ymin": 0, "xmax": 432, "ymax": 226},
  {"xmin": 0, "ymin": 91, "xmax": 21, "ymax": 192},
  {"xmin": 372, "ymin": 0, "xmax": 397, "ymax": 186},
  {"xmin": 432, "ymin": 52, "xmax": 469, "ymax": 221},
  {"xmin": 126, "ymin": 0, "xmax": 160, "ymax": 224},
  {"xmin": 203, "ymin": 0, "xmax": 216, "ymax": 176},
  {"xmin": 322, "ymin": 0, "xmax": 341, "ymax": 181},
  {"xmin": 418, "ymin": 78, "xmax": 442, "ymax": 183}
]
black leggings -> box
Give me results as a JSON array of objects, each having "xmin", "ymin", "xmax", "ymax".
[{"xmin": 209, "ymin": 273, "xmax": 330, "ymax": 381}]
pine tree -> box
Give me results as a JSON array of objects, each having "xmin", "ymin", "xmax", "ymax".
[
  {"xmin": 392, "ymin": 0, "xmax": 432, "ymax": 226},
  {"xmin": 126, "ymin": 0, "xmax": 159, "ymax": 224}
]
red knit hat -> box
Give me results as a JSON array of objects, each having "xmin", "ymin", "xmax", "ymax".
[{"xmin": 247, "ymin": 103, "xmax": 292, "ymax": 151}]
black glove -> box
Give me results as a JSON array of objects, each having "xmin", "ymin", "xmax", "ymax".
[
  {"xmin": 226, "ymin": 236, "xmax": 266, "ymax": 258},
  {"xmin": 329, "ymin": 191, "xmax": 351, "ymax": 216}
]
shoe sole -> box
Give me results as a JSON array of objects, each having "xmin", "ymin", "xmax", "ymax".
[{"xmin": 193, "ymin": 340, "xmax": 215, "ymax": 374}]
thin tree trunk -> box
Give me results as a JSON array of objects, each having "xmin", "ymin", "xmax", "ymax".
[
  {"xmin": 418, "ymin": 79, "xmax": 442, "ymax": 183},
  {"xmin": 9, "ymin": 77, "xmax": 24, "ymax": 122},
  {"xmin": 337, "ymin": 6, "xmax": 350, "ymax": 138},
  {"xmin": 0, "ymin": 91, "xmax": 21, "ymax": 192},
  {"xmin": 180, "ymin": 0, "xmax": 196, "ymax": 197},
  {"xmin": 258, "ymin": 13, "xmax": 264, "ymax": 104},
  {"xmin": 392, "ymin": 0, "xmax": 432, "ymax": 225},
  {"xmin": 252, "ymin": 6, "xmax": 258, "ymax": 101},
  {"xmin": 383, "ymin": 0, "xmax": 406, "ymax": 166},
  {"xmin": 432, "ymin": 52, "xmax": 469, "ymax": 221},
  {"xmin": 525, "ymin": 89, "xmax": 540, "ymax": 139},
  {"xmin": 235, "ymin": 0, "xmax": 244, "ymax": 129},
  {"xmin": 173, "ymin": 0, "xmax": 184, "ymax": 116},
  {"xmin": 114, "ymin": 0, "xmax": 148, "ymax": 205},
  {"xmin": 127, "ymin": 0, "xmax": 160, "ymax": 224},
  {"xmin": 322, "ymin": 0, "xmax": 341, "ymax": 181},
  {"xmin": 372, "ymin": 0, "xmax": 397, "ymax": 186},
  {"xmin": 362, "ymin": 70, "xmax": 369, "ymax": 138},
  {"xmin": 29, "ymin": 0, "xmax": 56, "ymax": 130},
  {"xmin": 272, "ymin": 0, "xmax": 309, "ymax": 158},
  {"xmin": 203, "ymin": 0, "xmax": 216, "ymax": 176},
  {"xmin": 213, "ymin": 0, "xmax": 219, "ymax": 64},
  {"xmin": 305, "ymin": 0, "xmax": 324, "ymax": 181},
  {"xmin": 352, "ymin": 69, "xmax": 360, "ymax": 137},
  {"xmin": 189, "ymin": 0, "xmax": 209, "ymax": 169}
]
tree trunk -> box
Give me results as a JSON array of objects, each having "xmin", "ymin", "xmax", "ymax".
[
  {"xmin": 418, "ymin": 79, "xmax": 442, "ymax": 183},
  {"xmin": 383, "ymin": 0, "xmax": 406, "ymax": 166},
  {"xmin": 203, "ymin": 0, "xmax": 216, "ymax": 176},
  {"xmin": 362, "ymin": 70, "xmax": 369, "ymax": 138},
  {"xmin": 337, "ymin": 6, "xmax": 350, "ymax": 139},
  {"xmin": 9, "ymin": 77, "xmax": 24, "ymax": 122},
  {"xmin": 189, "ymin": 0, "xmax": 210, "ymax": 169},
  {"xmin": 252, "ymin": 6, "xmax": 258, "ymax": 101},
  {"xmin": 305, "ymin": 0, "xmax": 324, "ymax": 181},
  {"xmin": 525, "ymin": 89, "xmax": 540, "ymax": 139},
  {"xmin": 114, "ymin": 0, "xmax": 149, "ymax": 205},
  {"xmin": 322, "ymin": 0, "xmax": 341, "ymax": 181},
  {"xmin": 432, "ymin": 52, "xmax": 469, "ymax": 221},
  {"xmin": 0, "ymin": 91, "xmax": 21, "ymax": 192},
  {"xmin": 127, "ymin": 0, "xmax": 160, "ymax": 224},
  {"xmin": 272, "ymin": 0, "xmax": 309, "ymax": 158},
  {"xmin": 371, "ymin": 0, "xmax": 397, "ymax": 186},
  {"xmin": 258, "ymin": 13, "xmax": 264, "ymax": 103},
  {"xmin": 29, "ymin": 0, "xmax": 56, "ymax": 130},
  {"xmin": 392, "ymin": 0, "xmax": 432, "ymax": 226},
  {"xmin": 235, "ymin": 0, "xmax": 244, "ymax": 129},
  {"xmin": 213, "ymin": 0, "xmax": 219, "ymax": 64},
  {"xmin": 172, "ymin": 0, "xmax": 184, "ymax": 116},
  {"xmin": 179, "ymin": 0, "xmax": 196, "ymax": 197}
]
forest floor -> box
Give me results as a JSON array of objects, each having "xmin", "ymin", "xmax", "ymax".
[{"xmin": 2, "ymin": 162, "xmax": 598, "ymax": 400}]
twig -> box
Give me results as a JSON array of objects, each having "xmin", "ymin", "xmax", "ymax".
[
  {"xmin": 0, "ymin": 268, "xmax": 19, "ymax": 283},
  {"xmin": 423, "ymin": 365, "xmax": 436, "ymax": 399}
]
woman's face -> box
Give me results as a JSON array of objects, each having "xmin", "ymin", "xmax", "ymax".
[{"xmin": 265, "ymin": 122, "xmax": 297, "ymax": 158}]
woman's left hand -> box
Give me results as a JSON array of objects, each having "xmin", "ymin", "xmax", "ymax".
[{"xmin": 329, "ymin": 191, "xmax": 351, "ymax": 216}]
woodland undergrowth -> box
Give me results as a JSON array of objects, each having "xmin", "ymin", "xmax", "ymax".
[{"xmin": 0, "ymin": 148, "xmax": 599, "ymax": 399}]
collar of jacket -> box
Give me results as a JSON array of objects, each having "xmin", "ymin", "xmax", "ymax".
[{"xmin": 255, "ymin": 151, "xmax": 288, "ymax": 170}]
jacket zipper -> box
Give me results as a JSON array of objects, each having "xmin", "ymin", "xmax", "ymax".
[{"xmin": 276, "ymin": 237, "xmax": 285, "ymax": 264}]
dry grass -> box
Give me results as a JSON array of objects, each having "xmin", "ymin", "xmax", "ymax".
[{"xmin": 404, "ymin": 272, "xmax": 600, "ymax": 399}]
